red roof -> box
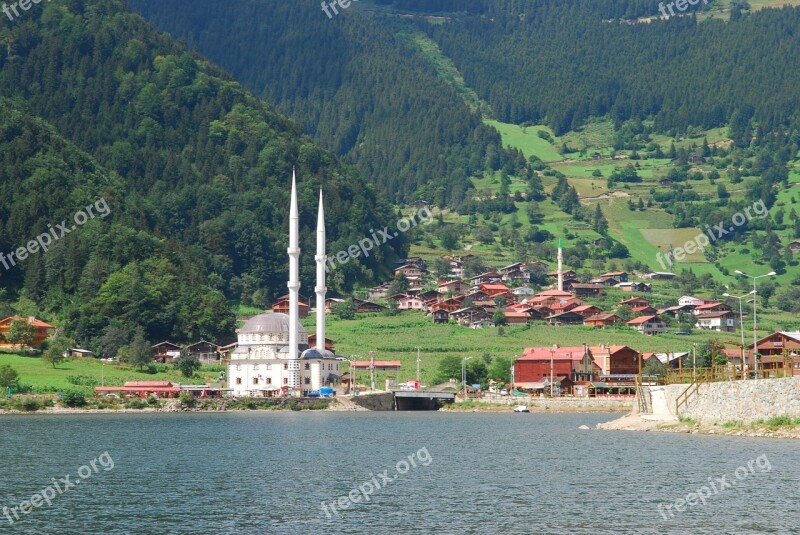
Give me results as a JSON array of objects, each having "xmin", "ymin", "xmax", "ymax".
[
  {"xmin": 535, "ymin": 290, "xmax": 574, "ymax": 297},
  {"xmin": 588, "ymin": 345, "xmax": 631, "ymax": 355},
  {"xmin": 0, "ymin": 316, "xmax": 54, "ymax": 328},
  {"xmin": 518, "ymin": 346, "xmax": 588, "ymax": 362},
  {"xmin": 627, "ymin": 315, "xmax": 660, "ymax": 325},
  {"xmin": 694, "ymin": 302, "xmax": 727, "ymax": 310}
]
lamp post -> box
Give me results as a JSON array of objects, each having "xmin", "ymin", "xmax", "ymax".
[
  {"xmin": 735, "ymin": 270, "xmax": 776, "ymax": 374},
  {"xmin": 723, "ymin": 290, "xmax": 756, "ymax": 377},
  {"xmin": 345, "ymin": 356, "xmax": 357, "ymax": 395},
  {"xmin": 550, "ymin": 344, "xmax": 557, "ymax": 397},
  {"xmin": 101, "ymin": 362, "xmax": 104, "ymax": 387},
  {"xmin": 462, "ymin": 357, "xmax": 472, "ymax": 397}
]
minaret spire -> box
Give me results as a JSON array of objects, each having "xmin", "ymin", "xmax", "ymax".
[
  {"xmin": 315, "ymin": 189, "xmax": 326, "ymax": 353},
  {"xmin": 287, "ymin": 169, "xmax": 300, "ymax": 388},
  {"xmin": 557, "ymin": 238, "xmax": 564, "ymax": 292}
]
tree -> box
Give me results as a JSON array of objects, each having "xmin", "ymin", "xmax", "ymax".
[
  {"xmin": 0, "ymin": 364, "xmax": 19, "ymax": 395},
  {"xmin": 488, "ymin": 355, "xmax": 512, "ymax": 383},
  {"xmin": 592, "ymin": 204, "xmax": 608, "ymax": 234},
  {"xmin": 434, "ymin": 257, "xmax": 451, "ymax": 277},
  {"xmin": 332, "ymin": 298, "xmax": 357, "ymax": 320},
  {"xmin": 6, "ymin": 319, "xmax": 35, "ymax": 348},
  {"xmin": 42, "ymin": 335, "xmax": 71, "ymax": 369},
  {"xmin": 101, "ymin": 326, "xmax": 131, "ymax": 359},
  {"xmin": 434, "ymin": 355, "xmax": 463, "ymax": 383},
  {"xmin": 466, "ymin": 359, "xmax": 488, "ymax": 386},
  {"xmin": 388, "ymin": 273, "xmax": 410, "ymax": 296},
  {"xmin": 173, "ymin": 350, "xmax": 201, "ymax": 378},
  {"xmin": 492, "ymin": 308, "xmax": 507, "ymax": 326},
  {"xmin": 439, "ymin": 226, "xmax": 460, "ymax": 251},
  {"xmin": 616, "ymin": 305, "xmax": 634, "ymax": 322},
  {"xmin": 759, "ymin": 282, "xmax": 775, "ymax": 307},
  {"xmin": 128, "ymin": 326, "xmax": 152, "ymax": 370}
]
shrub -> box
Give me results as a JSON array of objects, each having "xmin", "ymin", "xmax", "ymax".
[
  {"xmin": 62, "ymin": 390, "xmax": 87, "ymax": 408},
  {"xmin": 179, "ymin": 392, "xmax": 197, "ymax": 408},
  {"xmin": 146, "ymin": 396, "xmax": 160, "ymax": 406},
  {"xmin": 126, "ymin": 398, "xmax": 148, "ymax": 410},
  {"xmin": 15, "ymin": 398, "xmax": 43, "ymax": 412}
]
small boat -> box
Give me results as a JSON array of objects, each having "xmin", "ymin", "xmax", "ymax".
[{"xmin": 513, "ymin": 405, "xmax": 529, "ymax": 413}]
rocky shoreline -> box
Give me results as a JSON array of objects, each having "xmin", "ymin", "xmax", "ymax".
[{"xmin": 597, "ymin": 412, "xmax": 800, "ymax": 439}]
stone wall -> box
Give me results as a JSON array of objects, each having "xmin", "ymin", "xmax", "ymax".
[{"xmin": 667, "ymin": 377, "xmax": 800, "ymax": 424}]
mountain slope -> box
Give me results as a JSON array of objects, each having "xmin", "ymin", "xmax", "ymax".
[{"xmin": 0, "ymin": 0, "xmax": 405, "ymax": 349}]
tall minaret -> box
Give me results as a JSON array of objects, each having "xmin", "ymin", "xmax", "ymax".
[
  {"xmin": 315, "ymin": 190, "xmax": 326, "ymax": 352},
  {"xmin": 287, "ymin": 170, "xmax": 300, "ymax": 387},
  {"xmin": 557, "ymin": 238, "xmax": 564, "ymax": 292}
]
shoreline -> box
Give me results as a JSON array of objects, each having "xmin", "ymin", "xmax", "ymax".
[{"xmin": 597, "ymin": 412, "xmax": 800, "ymax": 439}]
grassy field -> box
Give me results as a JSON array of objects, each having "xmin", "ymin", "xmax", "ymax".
[
  {"xmin": 0, "ymin": 353, "xmax": 223, "ymax": 394},
  {"xmin": 485, "ymin": 120, "xmax": 564, "ymax": 162}
]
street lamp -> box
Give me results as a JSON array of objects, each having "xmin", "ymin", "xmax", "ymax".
[
  {"xmin": 723, "ymin": 290, "xmax": 756, "ymax": 377},
  {"xmin": 550, "ymin": 344, "xmax": 557, "ymax": 397},
  {"xmin": 734, "ymin": 270, "xmax": 776, "ymax": 373},
  {"xmin": 462, "ymin": 357, "xmax": 472, "ymax": 397},
  {"xmin": 344, "ymin": 356, "xmax": 357, "ymax": 395}
]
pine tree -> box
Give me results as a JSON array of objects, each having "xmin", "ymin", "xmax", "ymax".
[{"xmin": 593, "ymin": 204, "xmax": 608, "ymax": 234}]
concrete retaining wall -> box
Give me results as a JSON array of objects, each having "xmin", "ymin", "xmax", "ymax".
[{"xmin": 667, "ymin": 377, "xmax": 800, "ymax": 424}]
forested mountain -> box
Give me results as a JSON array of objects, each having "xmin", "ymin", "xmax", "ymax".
[
  {"xmin": 128, "ymin": 0, "xmax": 509, "ymax": 207},
  {"xmin": 0, "ymin": 0, "xmax": 405, "ymax": 350},
  {"xmin": 133, "ymin": 0, "xmax": 800, "ymax": 184}
]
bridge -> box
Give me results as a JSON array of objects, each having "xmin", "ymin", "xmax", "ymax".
[{"xmin": 391, "ymin": 390, "xmax": 456, "ymax": 410}]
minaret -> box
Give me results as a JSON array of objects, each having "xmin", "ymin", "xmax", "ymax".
[
  {"xmin": 557, "ymin": 238, "xmax": 564, "ymax": 292},
  {"xmin": 315, "ymin": 190, "xmax": 326, "ymax": 352},
  {"xmin": 287, "ymin": 170, "xmax": 300, "ymax": 387}
]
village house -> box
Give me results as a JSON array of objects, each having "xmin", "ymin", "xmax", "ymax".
[
  {"xmin": 367, "ymin": 282, "xmax": 392, "ymax": 301},
  {"xmin": 616, "ymin": 282, "xmax": 652, "ymax": 292},
  {"xmin": 548, "ymin": 269, "xmax": 577, "ymax": 282},
  {"xmin": 395, "ymin": 294, "xmax": 427, "ymax": 311},
  {"xmin": 479, "ymin": 282, "xmax": 512, "ymax": 298},
  {"xmin": 547, "ymin": 311, "xmax": 585, "ymax": 326},
  {"xmin": 548, "ymin": 298, "xmax": 584, "ymax": 315},
  {"xmin": 394, "ymin": 263, "xmax": 427, "ymax": 279},
  {"xmin": 350, "ymin": 360, "xmax": 402, "ymax": 373},
  {"xmin": 641, "ymin": 352, "xmax": 688, "ymax": 369},
  {"xmin": 151, "ymin": 341, "xmax": 183, "ymax": 363},
  {"xmin": 431, "ymin": 305, "xmax": 450, "ymax": 324},
  {"xmin": 750, "ymin": 331, "xmax": 800, "ymax": 358},
  {"xmin": 571, "ymin": 305, "xmax": 604, "ymax": 318},
  {"xmin": 643, "ymin": 272, "xmax": 676, "ymax": 280},
  {"xmin": 352, "ymin": 298, "xmax": 386, "ymax": 313},
  {"xmin": 95, "ymin": 381, "xmax": 182, "ymax": 398},
  {"xmin": 626, "ymin": 315, "xmax": 667, "ymax": 335},
  {"xmin": 272, "ymin": 297, "xmax": 310, "ymax": 319},
  {"xmin": 503, "ymin": 310, "xmax": 531, "ymax": 325},
  {"xmin": 599, "ymin": 271, "xmax": 628, "ymax": 284},
  {"xmin": 513, "ymin": 345, "xmax": 596, "ymax": 386},
  {"xmin": 631, "ymin": 305, "xmax": 658, "ymax": 317},
  {"xmin": 584, "ymin": 314, "xmax": 623, "ymax": 328},
  {"xmin": 469, "ymin": 319, "xmax": 495, "ymax": 329},
  {"xmin": 691, "ymin": 302, "xmax": 732, "ymax": 316},
  {"xmin": 324, "ymin": 297, "xmax": 345, "ymax": 313},
  {"xmin": 437, "ymin": 279, "xmax": 469, "ymax": 295},
  {"xmin": 788, "ymin": 241, "xmax": 800, "ymax": 254},
  {"xmin": 186, "ymin": 340, "xmax": 221, "ymax": 364},
  {"xmin": 619, "ymin": 297, "xmax": 650, "ymax": 308},
  {"xmin": 695, "ymin": 311, "xmax": 736, "ymax": 332},
  {"xmin": 0, "ymin": 316, "xmax": 54, "ymax": 347},
  {"xmin": 567, "ymin": 282, "xmax": 605, "ymax": 297},
  {"xmin": 659, "ymin": 303, "xmax": 698, "ymax": 317},
  {"xmin": 512, "ymin": 286, "xmax": 536, "ymax": 298},
  {"xmin": 308, "ymin": 334, "xmax": 335, "ymax": 352},
  {"xmin": 589, "ymin": 345, "xmax": 640, "ymax": 376},
  {"xmin": 470, "ymin": 271, "xmax": 502, "ymax": 286}
]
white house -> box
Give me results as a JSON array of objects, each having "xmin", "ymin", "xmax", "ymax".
[{"xmin": 695, "ymin": 311, "xmax": 736, "ymax": 332}]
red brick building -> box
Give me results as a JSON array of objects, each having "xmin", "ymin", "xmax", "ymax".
[{"xmin": 513, "ymin": 345, "xmax": 597, "ymax": 384}]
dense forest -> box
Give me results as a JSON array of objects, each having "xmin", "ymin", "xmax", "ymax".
[
  {"xmin": 0, "ymin": 0, "xmax": 406, "ymax": 350},
  {"xmin": 128, "ymin": 0, "xmax": 511, "ymax": 207}
]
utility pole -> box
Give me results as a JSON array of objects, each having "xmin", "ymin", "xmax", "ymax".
[
  {"xmin": 369, "ymin": 350, "xmax": 375, "ymax": 392},
  {"xmin": 416, "ymin": 347, "xmax": 421, "ymax": 386}
]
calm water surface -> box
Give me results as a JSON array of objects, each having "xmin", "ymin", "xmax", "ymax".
[{"xmin": 0, "ymin": 411, "xmax": 798, "ymax": 534}]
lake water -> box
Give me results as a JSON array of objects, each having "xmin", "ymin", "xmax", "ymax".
[{"xmin": 0, "ymin": 411, "xmax": 798, "ymax": 534}]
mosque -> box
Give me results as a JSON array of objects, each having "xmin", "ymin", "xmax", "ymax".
[{"xmin": 227, "ymin": 172, "xmax": 340, "ymax": 396}]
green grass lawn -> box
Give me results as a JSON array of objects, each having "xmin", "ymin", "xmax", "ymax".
[
  {"xmin": 485, "ymin": 120, "xmax": 564, "ymax": 162},
  {"xmin": 0, "ymin": 353, "xmax": 222, "ymax": 394}
]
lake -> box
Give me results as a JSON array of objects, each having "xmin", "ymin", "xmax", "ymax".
[{"xmin": 0, "ymin": 411, "xmax": 798, "ymax": 534}]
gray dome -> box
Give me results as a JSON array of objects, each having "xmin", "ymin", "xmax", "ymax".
[
  {"xmin": 320, "ymin": 349, "xmax": 336, "ymax": 360},
  {"xmin": 240, "ymin": 313, "xmax": 307, "ymax": 334},
  {"xmin": 301, "ymin": 348, "xmax": 322, "ymax": 360}
]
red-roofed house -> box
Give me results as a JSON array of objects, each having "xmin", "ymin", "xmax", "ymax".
[
  {"xmin": 272, "ymin": 298, "xmax": 310, "ymax": 319},
  {"xmin": 584, "ymin": 314, "xmax": 623, "ymax": 328},
  {"xmin": 95, "ymin": 381, "xmax": 181, "ymax": 398},
  {"xmin": 350, "ymin": 361, "xmax": 402, "ymax": 372},
  {"xmin": 692, "ymin": 302, "xmax": 732, "ymax": 316},
  {"xmin": 570, "ymin": 304, "xmax": 603, "ymax": 318},
  {"xmin": 627, "ymin": 315, "xmax": 667, "ymax": 335},
  {"xmin": 513, "ymin": 345, "xmax": 597, "ymax": 384},
  {"xmin": 0, "ymin": 316, "xmax": 54, "ymax": 347},
  {"xmin": 695, "ymin": 311, "xmax": 736, "ymax": 332},
  {"xmin": 437, "ymin": 280, "xmax": 469, "ymax": 295},
  {"xmin": 503, "ymin": 310, "xmax": 531, "ymax": 325},
  {"xmin": 478, "ymin": 283, "xmax": 511, "ymax": 297},
  {"xmin": 619, "ymin": 297, "xmax": 650, "ymax": 308}
]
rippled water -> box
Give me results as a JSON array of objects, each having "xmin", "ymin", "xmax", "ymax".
[{"xmin": 1, "ymin": 411, "xmax": 799, "ymax": 534}]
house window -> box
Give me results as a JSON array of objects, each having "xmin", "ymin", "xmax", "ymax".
[
  {"xmin": 283, "ymin": 378, "xmax": 288, "ymax": 385},
  {"xmin": 253, "ymin": 377, "xmax": 259, "ymax": 385},
  {"xmin": 284, "ymin": 363, "xmax": 288, "ymax": 370},
  {"xmin": 235, "ymin": 378, "xmax": 242, "ymax": 385},
  {"xmin": 305, "ymin": 363, "xmax": 310, "ymax": 370},
  {"xmin": 304, "ymin": 377, "xmax": 310, "ymax": 385},
  {"xmin": 266, "ymin": 377, "xmax": 272, "ymax": 384}
]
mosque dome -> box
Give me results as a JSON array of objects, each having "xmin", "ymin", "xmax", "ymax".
[
  {"xmin": 239, "ymin": 313, "xmax": 307, "ymax": 335},
  {"xmin": 301, "ymin": 348, "xmax": 322, "ymax": 359}
]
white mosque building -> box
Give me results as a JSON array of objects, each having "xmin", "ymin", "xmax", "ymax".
[{"xmin": 228, "ymin": 172, "xmax": 339, "ymax": 397}]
